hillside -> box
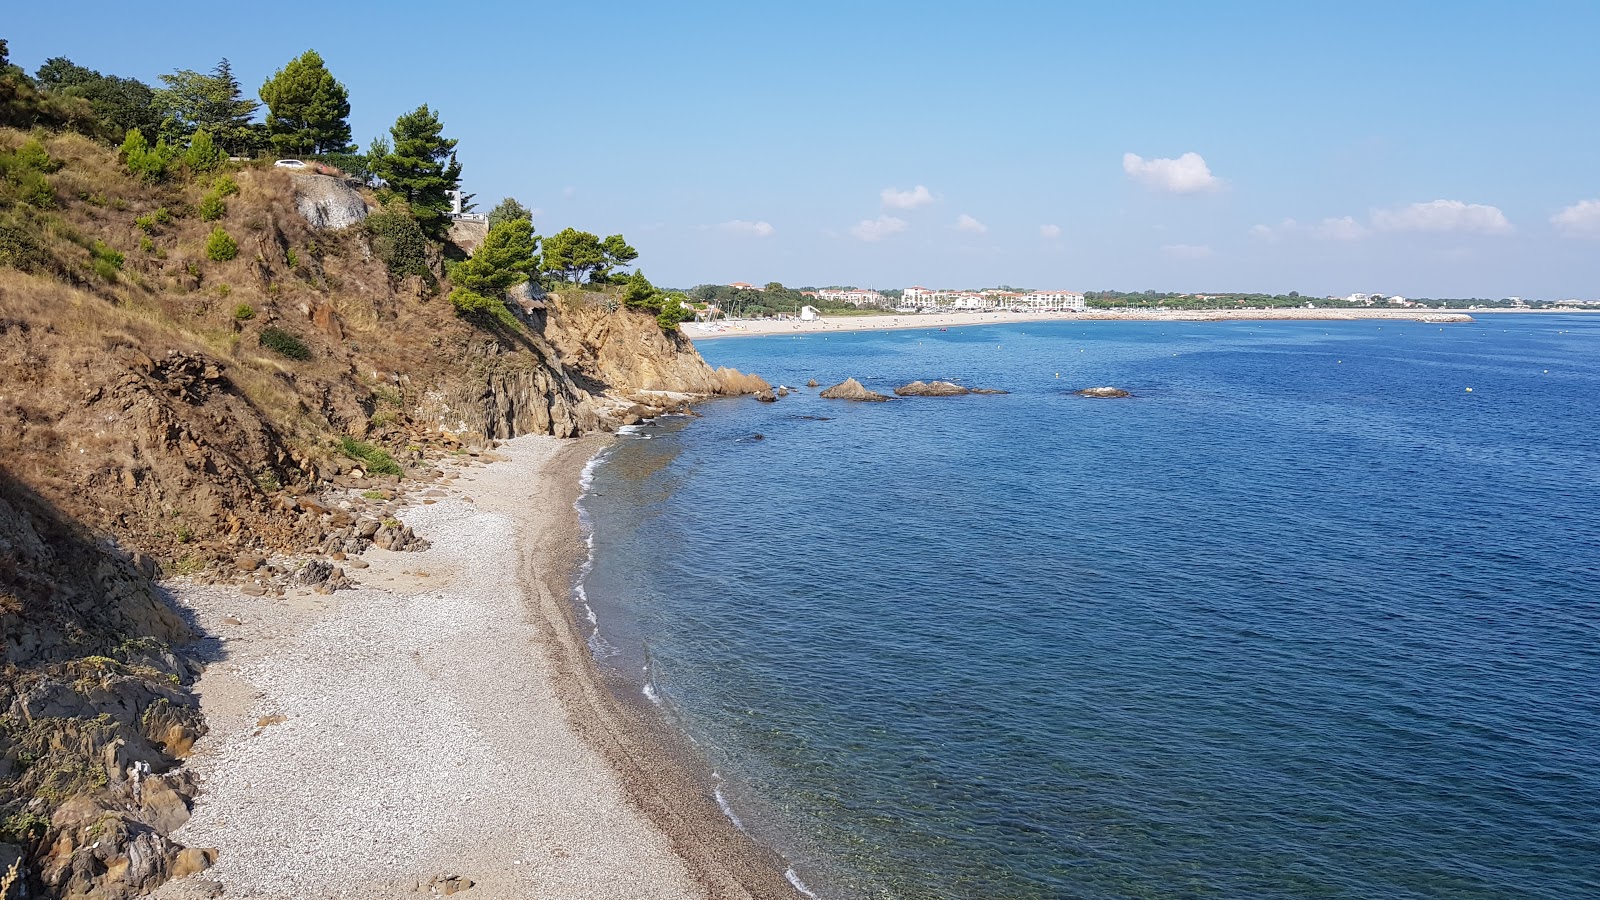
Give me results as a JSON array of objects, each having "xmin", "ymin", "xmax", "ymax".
[{"xmin": 0, "ymin": 127, "xmax": 755, "ymax": 898}]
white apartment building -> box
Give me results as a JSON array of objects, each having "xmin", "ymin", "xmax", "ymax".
[
  {"xmin": 901, "ymin": 286, "xmax": 1084, "ymax": 311},
  {"xmin": 813, "ymin": 288, "xmax": 887, "ymax": 306}
]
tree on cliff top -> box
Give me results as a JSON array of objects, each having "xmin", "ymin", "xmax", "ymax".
[
  {"xmin": 373, "ymin": 105, "xmax": 460, "ymax": 239},
  {"xmin": 542, "ymin": 228, "xmax": 607, "ymax": 283},
  {"xmin": 446, "ymin": 216, "xmax": 539, "ymax": 326},
  {"xmin": 154, "ymin": 59, "xmax": 260, "ymax": 155},
  {"xmin": 259, "ymin": 49, "xmax": 355, "ymax": 156},
  {"xmin": 487, "ymin": 197, "xmax": 530, "ymax": 231},
  {"xmin": 34, "ymin": 57, "xmax": 159, "ymax": 141}
]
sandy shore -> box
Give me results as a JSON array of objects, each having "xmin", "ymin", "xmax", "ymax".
[
  {"xmin": 155, "ymin": 435, "xmax": 797, "ymax": 900},
  {"xmin": 681, "ymin": 306, "xmax": 1585, "ymax": 340}
]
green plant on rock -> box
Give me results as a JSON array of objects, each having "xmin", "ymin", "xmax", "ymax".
[
  {"xmin": 204, "ymin": 225, "xmax": 237, "ymax": 261},
  {"xmin": 337, "ymin": 436, "xmax": 402, "ymax": 476}
]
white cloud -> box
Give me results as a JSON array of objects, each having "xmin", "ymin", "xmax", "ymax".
[
  {"xmin": 1123, "ymin": 152, "xmax": 1221, "ymax": 193},
  {"xmin": 1249, "ymin": 218, "xmax": 1297, "ymax": 241},
  {"xmin": 850, "ymin": 215, "xmax": 908, "ymax": 242},
  {"xmin": 1162, "ymin": 243, "xmax": 1214, "ymax": 259},
  {"xmin": 1039, "ymin": 224, "xmax": 1062, "ymax": 239},
  {"xmin": 956, "ymin": 213, "xmax": 987, "ymax": 234},
  {"xmin": 1552, "ymin": 199, "xmax": 1600, "ymax": 237},
  {"xmin": 1313, "ymin": 216, "xmax": 1368, "ymax": 241},
  {"xmin": 1372, "ymin": 200, "xmax": 1512, "ymax": 234},
  {"xmin": 720, "ymin": 219, "xmax": 775, "ymax": 237},
  {"xmin": 881, "ymin": 185, "xmax": 935, "ymax": 209}
]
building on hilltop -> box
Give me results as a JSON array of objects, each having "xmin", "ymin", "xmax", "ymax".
[{"xmin": 728, "ymin": 281, "xmax": 760, "ymax": 291}]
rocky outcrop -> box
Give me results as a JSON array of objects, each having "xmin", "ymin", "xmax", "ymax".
[
  {"xmin": 820, "ymin": 378, "xmax": 890, "ymax": 402},
  {"xmin": 713, "ymin": 367, "xmax": 772, "ymax": 396},
  {"xmin": 895, "ymin": 380, "xmax": 969, "ymax": 396},
  {"xmin": 417, "ymin": 338, "xmax": 598, "ymax": 444},
  {"xmin": 291, "ymin": 174, "xmax": 369, "ymax": 231},
  {"xmin": 1076, "ymin": 386, "xmax": 1131, "ymax": 398}
]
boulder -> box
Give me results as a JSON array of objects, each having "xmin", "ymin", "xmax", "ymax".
[
  {"xmin": 894, "ymin": 380, "xmax": 969, "ymax": 397},
  {"xmin": 819, "ymin": 378, "xmax": 890, "ymax": 402},
  {"xmin": 1076, "ymin": 386, "xmax": 1131, "ymax": 399}
]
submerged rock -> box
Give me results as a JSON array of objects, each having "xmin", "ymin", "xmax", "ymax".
[
  {"xmin": 819, "ymin": 378, "xmax": 890, "ymax": 402},
  {"xmin": 1076, "ymin": 386, "xmax": 1131, "ymax": 399}
]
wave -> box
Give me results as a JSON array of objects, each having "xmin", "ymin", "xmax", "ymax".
[{"xmin": 785, "ymin": 869, "xmax": 820, "ymax": 899}]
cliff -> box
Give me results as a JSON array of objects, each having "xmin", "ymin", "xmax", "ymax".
[{"xmin": 0, "ymin": 127, "xmax": 754, "ymax": 898}]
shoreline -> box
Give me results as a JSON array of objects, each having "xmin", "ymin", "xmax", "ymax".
[
  {"xmin": 154, "ymin": 434, "xmax": 797, "ymax": 900},
  {"xmin": 683, "ymin": 306, "xmax": 1589, "ymax": 340}
]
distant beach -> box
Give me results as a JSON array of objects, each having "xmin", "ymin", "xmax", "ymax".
[{"xmin": 682, "ymin": 306, "xmax": 1592, "ymax": 340}]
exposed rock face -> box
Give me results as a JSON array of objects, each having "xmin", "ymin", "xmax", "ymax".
[
  {"xmin": 820, "ymin": 378, "xmax": 890, "ymax": 402},
  {"xmin": 894, "ymin": 380, "xmax": 969, "ymax": 396},
  {"xmin": 291, "ymin": 174, "xmax": 369, "ymax": 230},
  {"xmin": 417, "ymin": 339, "xmax": 598, "ymax": 444},
  {"xmin": 1076, "ymin": 386, "xmax": 1131, "ymax": 398},
  {"xmin": 0, "ymin": 471, "xmax": 209, "ymax": 900}
]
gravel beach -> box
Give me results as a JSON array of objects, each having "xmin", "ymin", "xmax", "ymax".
[{"xmin": 154, "ymin": 434, "xmax": 794, "ymax": 900}]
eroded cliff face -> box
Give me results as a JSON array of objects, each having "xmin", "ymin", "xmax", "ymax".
[{"xmin": 540, "ymin": 291, "xmax": 724, "ymax": 396}]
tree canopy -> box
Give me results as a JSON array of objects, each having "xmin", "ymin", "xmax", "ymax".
[
  {"xmin": 373, "ymin": 105, "xmax": 460, "ymax": 239},
  {"xmin": 259, "ymin": 50, "xmax": 354, "ymax": 156},
  {"xmin": 154, "ymin": 59, "xmax": 259, "ymax": 155},
  {"xmin": 34, "ymin": 57, "xmax": 158, "ymax": 141},
  {"xmin": 487, "ymin": 197, "xmax": 530, "ymax": 231},
  {"xmin": 542, "ymin": 228, "xmax": 608, "ymax": 283}
]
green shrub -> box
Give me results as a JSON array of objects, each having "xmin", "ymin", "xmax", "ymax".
[
  {"xmin": 336, "ymin": 436, "xmax": 402, "ymax": 476},
  {"xmin": 0, "ymin": 138, "xmax": 60, "ymax": 208},
  {"xmin": 232, "ymin": 303, "xmax": 255, "ymax": 320},
  {"xmin": 182, "ymin": 128, "xmax": 226, "ymax": 174},
  {"xmin": 211, "ymin": 173, "xmax": 240, "ymax": 197},
  {"xmin": 134, "ymin": 206, "xmax": 173, "ymax": 234},
  {"xmin": 0, "ymin": 219, "xmax": 45, "ymax": 272},
  {"xmin": 90, "ymin": 241, "xmax": 124, "ymax": 281},
  {"xmin": 197, "ymin": 190, "xmax": 226, "ymax": 221},
  {"xmin": 259, "ymin": 326, "xmax": 310, "ymax": 360},
  {"xmin": 364, "ymin": 202, "xmax": 430, "ymax": 278},
  {"xmin": 215, "ymin": 282, "xmax": 230, "ymax": 298},
  {"xmin": 120, "ymin": 129, "xmax": 173, "ymax": 183},
  {"xmin": 139, "ymin": 235, "xmax": 154, "ymax": 253},
  {"xmin": 285, "ymin": 248, "xmax": 298, "ymax": 268},
  {"xmin": 204, "ymin": 226, "xmax": 238, "ymax": 261}
]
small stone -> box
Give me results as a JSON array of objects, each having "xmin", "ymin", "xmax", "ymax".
[
  {"xmin": 241, "ymin": 584, "xmax": 267, "ymax": 597},
  {"xmin": 222, "ymin": 616, "xmax": 242, "ymax": 625},
  {"xmin": 345, "ymin": 557, "xmax": 369, "ymax": 569}
]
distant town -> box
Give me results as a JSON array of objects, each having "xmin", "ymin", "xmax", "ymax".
[{"xmin": 699, "ymin": 282, "xmax": 1600, "ymax": 318}]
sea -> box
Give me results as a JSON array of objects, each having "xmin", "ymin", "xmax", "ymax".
[{"xmin": 575, "ymin": 315, "xmax": 1600, "ymax": 899}]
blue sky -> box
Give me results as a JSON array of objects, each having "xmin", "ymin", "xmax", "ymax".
[{"xmin": 9, "ymin": 1, "xmax": 1599, "ymax": 296}]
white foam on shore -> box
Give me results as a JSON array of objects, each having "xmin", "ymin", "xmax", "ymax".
[
  {"xmin": 712, "ymin": 781, "xmax": 746, "ymax": 834},
  {"xmin": 785, "ymin": 868, "xmax": 821, "ymax": 899}
]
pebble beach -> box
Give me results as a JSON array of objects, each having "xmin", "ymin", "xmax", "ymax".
[{"xmin": 153, "ymin": 435, "xmax": 794, "ymax": 900}]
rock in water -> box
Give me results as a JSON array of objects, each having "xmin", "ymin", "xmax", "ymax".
[
  {"xmin": 806, "ymin": 379, "xmax": 819, "ymax": 388},
  {"xmin": 894, "ymin": 380, "xmax": 970, "ymax": 397},
  {"xmin": 1076, "ymin": 386, "xmax": 1131, "ymax": 398},
  {"xmin": 819, "ymin": 378, "xmax": 890, "ymax": 401}
]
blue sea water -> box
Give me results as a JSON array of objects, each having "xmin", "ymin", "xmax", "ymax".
[{"xmin": 577, "ymin": 316, "xmax": 1600, "ymax": 899}]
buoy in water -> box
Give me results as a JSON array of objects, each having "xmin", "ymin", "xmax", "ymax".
[{"xmin": 1465, "ymin": 387, "xmax": 1473, "ymax": 392}]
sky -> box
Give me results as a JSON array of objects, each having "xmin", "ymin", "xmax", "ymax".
[{"xmin": 9, "ymin": 1, "xmax": 1600, "ymax": 297}]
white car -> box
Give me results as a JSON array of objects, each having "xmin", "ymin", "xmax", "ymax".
[{"xmin": 273, "ymin": 159, "xmax": 308, "ymax": 169}]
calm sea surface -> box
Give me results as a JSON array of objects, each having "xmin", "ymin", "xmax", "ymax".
[{"xmin": 577, "ymin": 316, "xmax": 1600, "ymax": 899}]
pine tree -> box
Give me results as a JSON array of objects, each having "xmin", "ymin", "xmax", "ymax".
[
  {"xmin": 373, "ymin": 105, "xmax": 460, "ymax": 239},
  {"xmin": 259, "ymin": 50, "xmax": 354, "ymax": 156},
  {"xmin": 447, "ymin": 216, "xmax": 540, "ymax": 313}
]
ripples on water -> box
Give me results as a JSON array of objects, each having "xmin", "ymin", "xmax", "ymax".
[{"xmin": 578, "ymin": 317, "xmax": 1600, "ymax": 899}]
